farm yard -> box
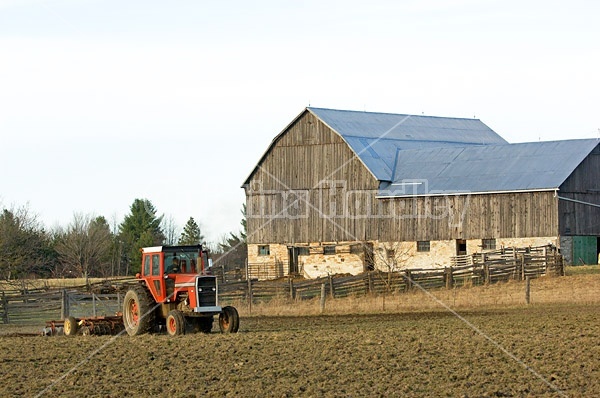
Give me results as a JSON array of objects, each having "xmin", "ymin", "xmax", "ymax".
[
  {"xmin": 1, "ymin": 271, "xmax": 599, "ymax": 397},
  {"xmin": 2, "ymin": 2, "xmax": 599, "ymax": 397}
]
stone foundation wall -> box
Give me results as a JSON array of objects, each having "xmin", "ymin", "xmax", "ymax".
[
  {"xmin": 247, "ymin": 243, "xmax": 288, "ymax": 279},
  {"xmin": 299, "ymin": 242, "xmax": 365, "ymax": 279},
  {"xmin": 372, "ymin": 240, "xmax": 457, "ymax": 271},
  {"xmin": 559, "ymin": 236, "xmax": 573, "ymax": 265},
  {"xmin": 495, "ymin": 237, "xmax": 558, "ymax": 250},
  {"xmin": 248, "ymin": 236, "xmax": 560, "ymax": 279},
  {"xmin": 247, "ymin": 243, "xmax": 288, "ymax": 265}
]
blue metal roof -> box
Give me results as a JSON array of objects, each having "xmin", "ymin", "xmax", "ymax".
[
  {"xmin": 378, "ymin": 139, "xmax": 599, "ymax": 197},
  {"xmin": 308, "ymin": 107, "xmax": 507, "ymax": 181}
]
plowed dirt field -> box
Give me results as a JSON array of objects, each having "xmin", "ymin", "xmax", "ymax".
[{"xmin": 1, "ymin": 304, "xmax": 598, "ymax": 397}]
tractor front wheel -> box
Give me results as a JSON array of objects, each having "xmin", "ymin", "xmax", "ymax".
[
  {"xmin": 63, "ymin": 316, "xmax": 78, "ymax": 336},
  {"xmin": 166, "ymin": 310, "xmax": 185, "ymax": 336},
  {"xmin": 123, "ymin": 285, "xmax": 154, "ymax": 336},
  {"xmin": 218, "ymin": 306, "xmax": 239, "ymax": 333}
]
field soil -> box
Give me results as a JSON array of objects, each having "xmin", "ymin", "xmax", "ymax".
[{"xmin": 1, "ymin": 303, "xmax": 598, "ymax": 397}]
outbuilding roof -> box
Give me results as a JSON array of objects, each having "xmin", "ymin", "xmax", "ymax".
[{"xmin": 378, "ymin": 139, "xmax": 599, "ymax": 197}]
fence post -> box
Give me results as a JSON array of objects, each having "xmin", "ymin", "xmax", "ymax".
[
  {"xmin": 520, "ymin": 254, "xmax": 526, "ymax": 280},
  {"xmin": 328, "ymin": 274, "xmax": 335, "ymax": 299},
  {"xmin": 1, "ymin": 291, "xmax": 8, "ymax": 324},
  {"xmin": 61, "ymin": 289, "xmax": 70, "ymax": 319},
  {"xmin": 405, "ymin": 270, "xmax": 412, "ymax": 290},
  {"xmin": 92, "ymin": 293, "xmax": 97, "ymax": 318},
  {"xmin": 288, "ymin": 278, "xmax": 295, "ymax": 300},
  {"xmin": 320, "ymin": 283, "xmax": 326, "ymax": 314},
  {"xmin": 543, "ymin": 246, "xmax": 549, "ymax": 275},
  {"xmin": 445, "ymin": 267, "xmax": 454, "ymax": 289},
  {"xmin": 247, "ymin": 278, "xmax": 253, "ymax": 314},
  {"xmin": 558, "ymin": 254, "xmax": 565, "ymax": 276},
  {"xmin": 525, "ymin": 276, "xmax": 531, "ymax": 304},
  {"xmin": 513, "ymin": 249, "xmax": 521, "ymax": 280},
  {"xmin": 367, "ymin": 272, "xmax": 374, "ymax": 294},
  {"xmin": 483, "ymin": 264, "xmax": 490, "ymax": 285},
  {"xmin": 22, "ymin": 280, "xmax": 30, "ymax": 304}
]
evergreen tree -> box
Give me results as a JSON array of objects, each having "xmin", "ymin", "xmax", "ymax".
[
  {"xmin": 0, "ymin": 206, "xmax": 54, "ymax": 279},
  {"xmin": 214, "ymin": 205, "xmax": 247, "ymax": 270},
  {"xmin": 118, "ymin": 199, "xmax": 164, "ymax": 274},
  {"xmin": 178, "ymin": 217, "xmax": 204, "ymax": 245},
  {"xmin": 239, "ymin": 204, "xmax": 247, "ymax": 242}
]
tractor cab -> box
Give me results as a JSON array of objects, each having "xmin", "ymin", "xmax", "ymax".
[
  {"xmin": 141, "ymin": 244, "xmax": 209, "ymax": 277},
  {"xmin": 138, "ymin": 245, "xmax": 218, "ymax": 311},
  {"xmin": 162, "ymin": 246, "xmax": 209, "ymax": 275}
]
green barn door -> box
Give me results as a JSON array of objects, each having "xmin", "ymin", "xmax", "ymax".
[{"xmin": 572, "ymin": 236, "xmax": 597, "ymax": 265}]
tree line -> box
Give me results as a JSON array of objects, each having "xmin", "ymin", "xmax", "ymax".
[{"xmin": 0, "ymin": 199, "xmax": 247, "ymax": 280}]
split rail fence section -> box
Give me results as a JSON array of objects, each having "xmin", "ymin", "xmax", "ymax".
[
  {"xmin": 0, "ymin": 289, "xmax": 122, "ymax": 325},
  {"xmin": 219, "ymin": 246, "xmax": 564, "ymax": 304},
  {"xmin": 0, "ymin": 246, "xmax": 563, "ymax": 324}
]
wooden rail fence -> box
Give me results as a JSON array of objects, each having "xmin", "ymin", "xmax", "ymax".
[
  {"xmin": 219, "ymin": 249, "xmax": 564, "ymax": 305},
  {"xmin": 0, "ymin": 247, "xmax": 564, "ymax": 324},
  {"xmin": 0, "ymin": 289, "xmax": 122, "ymax": 325},
  {"xmin": 247, "ymin": 261, "xmax": 285, "ymax": 281}
]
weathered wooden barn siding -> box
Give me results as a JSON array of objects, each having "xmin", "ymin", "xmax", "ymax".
[
  {"xmin": 246, "ymin": 111, "xmax": 379, "ymax": 244},
  {"xmin": 559, "ymin": 144, "xmax": 600, "ymax": 235},
  {"xmin": 247, "ymin": 111, "xmax": 563, "ymax": 245},
  {"xmin": 376, "ymin": 191, "xmax": 558, "ymax": 241}
]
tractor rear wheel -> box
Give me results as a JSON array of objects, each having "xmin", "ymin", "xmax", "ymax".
[
  {"xmin": 123, "ymin": 285, "xmax": 155, "ymax": 336},
  {"xmin": 166, "ymin": 310, "xmax": 185, "ymax": 336},
  {"xmin": 218, "ymin": 306, "xmax": 239, "ymax": 333},
  {"xmin": 63, "ymin": 316, "xmax": 78, "ymax": 336}
]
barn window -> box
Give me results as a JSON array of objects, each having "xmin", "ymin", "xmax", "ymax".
[
  {"xmin": 258, "ymin": 245, "xmax": 270, "ymax": 256},
  {"xmin": 297, "ymin": 247, "xmax": 309, "ymax": 256},
  {"xmin": 417, "ymin": 241, "xmax": 430, "ymax": 252},
  {"xmin": 482, "ymin": 239, "xmax": 496, "ymax": 250},
  {"xmin": 323, "ymin": 245, "xmax": 336, "ymax": 255},
  {"xmin": 350, "ymin": 244, "xmax": 363, "ymax": 254}
]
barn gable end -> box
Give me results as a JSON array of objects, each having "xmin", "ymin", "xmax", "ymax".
[
  {"xmin": 244, "ymin": 109, "xmax": 379, "ymax": 246},
  {"xmin": 557, "ymin": 143, "xmax": 600, "ymax": 264}
]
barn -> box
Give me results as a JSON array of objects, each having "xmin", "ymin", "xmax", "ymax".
[{"xmin": 242, "ymin": 107, "xmax": 600, "ymax": 279}]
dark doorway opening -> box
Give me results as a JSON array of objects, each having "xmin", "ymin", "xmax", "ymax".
[
  {"xmin": 363, "ymin": 243, "xmax": 375, "ymax": 271},
  {"xmin": 288, "ymin": 247, "xmax": 299, "ymax": 275},
  {"xmin": 456, "ymin": 239, "xmax": 467, "ymax": 256}
]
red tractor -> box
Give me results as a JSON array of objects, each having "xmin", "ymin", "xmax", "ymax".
[{"xmin": 122, "ymin": 245, "xmax": 239, "ymax": 336}]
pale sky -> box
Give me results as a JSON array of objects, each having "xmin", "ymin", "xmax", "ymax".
[{"xmin": 0, "ymin": 0, "xmax": 598, "ymax": 243}]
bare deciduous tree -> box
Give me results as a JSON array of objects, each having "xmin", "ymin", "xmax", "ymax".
[
  {"xmin": 55, "ymin": 214, "xmax": 112, "ymax": 285},
  {"xmin": 161, "ymin": 214, "xmax": 180, "ymax": 246},
  {"xmin": 365, "ymin": 241, "xmax": 412, "ymax": 291}
]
